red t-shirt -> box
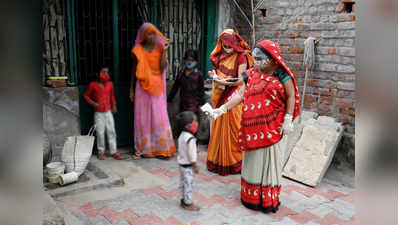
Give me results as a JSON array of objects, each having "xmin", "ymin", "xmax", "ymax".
[{"xmin": 84, "ymin": 81, "xmax": 116, "ymax": 112}]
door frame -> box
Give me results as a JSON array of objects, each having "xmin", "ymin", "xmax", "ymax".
[{"xmin": 66, "ymin": 0, "xmax": 216, "ymax": 135}]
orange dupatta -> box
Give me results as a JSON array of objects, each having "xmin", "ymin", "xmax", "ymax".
[{"xmin": 132, "ymin": 23, "xmax": 169, "ymax": 96}]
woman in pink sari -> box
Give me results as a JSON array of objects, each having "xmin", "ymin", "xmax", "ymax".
[{"xmin": 129, "ymin": 23, "xmax": 176, "ymax": 159}]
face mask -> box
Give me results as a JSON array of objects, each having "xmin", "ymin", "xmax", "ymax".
[
  {"xmin": 99, "ymin": 73, "xmax": 110, "ymax": 82},
  {"xmin": 188, "ymin": 122, "xmax": 199, "ymax": 134},
  {"xmin": 223, "ymin": 47, "xmax": 234, "ymax": 54},
  {"xmin": 253, "ymin": 58, "xmax": 271, "ymax": 68},
  {"xmin": 185, "ymin": 61, "xmax": 197, "ymax": 69}
]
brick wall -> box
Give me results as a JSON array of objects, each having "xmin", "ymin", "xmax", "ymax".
[{"xmin": 231, "ymin": 0, "xmax": 356, "ymax": 165}]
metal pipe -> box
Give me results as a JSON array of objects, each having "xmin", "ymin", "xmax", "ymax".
[{"xmin": 232, "ymin": 0, "xmax": 253, "ymax": 28}]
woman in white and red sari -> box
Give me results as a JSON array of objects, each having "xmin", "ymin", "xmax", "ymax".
[{"xmin": 209, "ymin": 40, "xmax": 301, "ymax": 213}]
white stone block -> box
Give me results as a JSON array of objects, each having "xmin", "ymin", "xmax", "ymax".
[{"xmin": 283, "ymin": 115, "xmax": 343, "ymax": 187}]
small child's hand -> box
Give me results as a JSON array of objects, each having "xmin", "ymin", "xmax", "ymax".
[
  {"xmin": 194, "ymin": 166, "xmax": 199, "ymax": 174},
  {"xmin": 112, "ymin": 105, "xmax": 118, "ymax": 114},
  {"xmin": 93, "ymin": 102, "xmax": 99, "ymax": 108}
]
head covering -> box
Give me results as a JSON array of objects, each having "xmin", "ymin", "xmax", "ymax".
[
  {"xmin": 257, "ymin": 40, "xmax": 300, "ymax": 120},
  {"xmin": 131, "ymin": 23, "xmax": 169, "ymax": 96},
  {"xmin": 210, "ymin": 29, "xmax": 253, "ymax": 67},
  {"xmin": 134, "ymin": 22, "xmax": 168, "ymax": 47},
  {"xmin": 254, "ymin": 40, "xmax": 294, "ymax": 77}
]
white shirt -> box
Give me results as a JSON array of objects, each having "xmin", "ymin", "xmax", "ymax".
[{"xmin": 177, "ymin": 131, "xmax": 197, "ymax": 165}]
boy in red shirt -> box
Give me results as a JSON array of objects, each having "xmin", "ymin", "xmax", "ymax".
[{"xmin": 84, "ymin": 66, "xmax": 122, "ymax": 160}]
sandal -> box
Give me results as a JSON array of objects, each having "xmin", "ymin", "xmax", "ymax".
[
  {"xmin": 132, "ymin": 153, "xmax": 141, "ymax": 160},
  {"xmin": 112, "ymin": 152, "xmax": 123, "ymax": 160},
  {"xmin": 181, "ymin": 202, "xmax": 200, "ymax": 211},
  {"xmin": 97, "ymin": 153, "xmax": 105, "ymax": 160}
]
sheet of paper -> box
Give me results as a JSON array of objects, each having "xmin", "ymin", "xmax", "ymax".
[{"xmin": 200, "ymin": 103, "xmax": 213, "ymax": 114}]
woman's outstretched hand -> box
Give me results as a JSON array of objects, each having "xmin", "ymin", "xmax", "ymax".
[
  {"xmin": 209, "ymin": 104, "xmax": 228, "ymax": 120},
  {"xmin": 282, "ymin": 113, "xmax": 294, "ymax": 134}
]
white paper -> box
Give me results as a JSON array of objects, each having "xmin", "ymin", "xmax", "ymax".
[{"xmin": 200, "ymin": 103, "xmax": 213, "ymax": 114}]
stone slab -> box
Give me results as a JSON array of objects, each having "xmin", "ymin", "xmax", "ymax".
[
  {"xmin": 43, "ymin": 87, "xmax": 80, "ymax": 161},
  {"xmin": 283, "ymin": 116, "xmax": 343, "ymax": 187},
  {"xmin": 283, "ymin": 111, "xmax": 318, "ymax": 168}
]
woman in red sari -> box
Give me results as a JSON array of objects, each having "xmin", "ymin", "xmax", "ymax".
[
  {"xmin": 206, "ymin": 29, "xmax": 253, "ymax": 176},
  {"xmin": 210, "ymin": 40, "xmax": 301, "ymax": 213}
]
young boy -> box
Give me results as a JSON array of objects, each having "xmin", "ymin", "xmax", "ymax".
[
  {"xmin": 84, "ymin": 66, "xmax": 122, "ymax": 160},
  {"xmin": 176, "ymin": 111, "xmax": 200, "ymax": 211}
]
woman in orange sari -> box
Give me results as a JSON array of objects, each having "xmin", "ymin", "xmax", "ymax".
[
  {"xmin": 207, "ymin": 29, "xmax": 253, "ymax": 175},
  {"xmin": 129, "ymin": 23, "xmax": 176, "ymax": 159}
]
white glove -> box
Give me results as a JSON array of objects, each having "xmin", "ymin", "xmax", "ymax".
[
  {"xmin": 282, "ymin": 113, "xmax": 294, "ymax": 134},
  {"xmin": 210, "ymin": 104, "xmax": 228, "ymax": 120}
]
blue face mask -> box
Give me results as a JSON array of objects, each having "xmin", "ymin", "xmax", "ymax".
[{"xmin": 185, "ymin": 61, "xmax": 197, "ymax": 69}]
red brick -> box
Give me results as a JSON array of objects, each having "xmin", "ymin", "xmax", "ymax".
[
  {"xmin": 138, "ymin": 186, "xmax": 164, "ymax": 196},
  {"xmin": 190, "ymin": 222, "xmax": 203, "ymax": 225},
  {"xmin": 299, "ymin": 187, "xmax": 324, "ymax": 197},
  {"xmin": 193, "ymin": 192, "xmax": 211, "ymax": 206},
  {"xmin": 127, "ymin": 214, "xmax": 163, "ymax": 225},
  {"xmin": 289, "ymin": 32, "xmax": 298, "ymax": 38},
  {"xmin": 79, "ymin": 203, "xmax": 93, "ymax": 211},
  {"xmin": 336, "ymin": 98, "xmax": 353, "ymax": 108},
  {"xmin": 195, "ymin": 173, "xmax": 213, "ymax": 182},
  {"xmin": 349, "ymin": 15, "xmax": 356, "ymax": 21},
  {"xmin": 158, "ymin": 188, "xmax": 179, "ymax": 199},
  {"xmin": 320, "ymin": 96, "xmax": 334, "ymax": 104},
  {"xmin": 102, "ymin": 207, "xmax": 123, "ymax": 223},
  {"xmin": 308, "ymin": 79, "xmax": 320, "ymax": 87},
  {"xmin": 297, "ymin": 24, "xmax": 303, "ymax": 30},
  {"xmin": 304, "ymin": 94, "xmax": 317, "ymax": 103},
  {"xmin": 149, "ymin": 168, "xmax": 168, "ymax": 175},
  {"xmin": 223, "ymin": 197, "xmax": 241, "ymax": 210},
  {"xmin": 337, "ymin": 192, "xmax": 355, "ymax": 203},
  {"xmin": 320, "ymin": 190, "xmax": 347, "ymax": 200},
  {"xmin": 122, "ymin": 209, "xmax": 139, "ymax": 220},
  {"xmin": 274, "ymin": 32, "xmax": 280, "ymax": 38},
  {"xmin": 84, "ymin": 206, "xmax": 106, "ymax": 218},
  {"xmin": 213, "ymin": 176, "xmax": 232, "ymax": 184},
  {"xmin": 295, "ymin": 45, "xmax": 304, "ymax": 54},
  {"xmin": 272, "ymin": 205, "xmax": 297, "ymax": 219},
  {"xmin": 339, "ymin": 107, "xmax": 348, "ymax": 115},
  {"xmin": 320, "ymin": 88, "xmax": 337, "ymax": 97},
  {"xmin": 164, "ymin": 169, "xmax": 179, "ymax": 177},
  {"xmin": 348, "ymin": 108, "xmax": 355, "ymax": 116},
  {"xmin": 315, "ymin": 213, "xmax": 349, "ymax": 225},
  {"xmin": 328, "ymin": 47, "xmax": 337, "ymax": 55},
  {"xmin": 289, "ymin": 210, "xmax": 319, "ymax": 224},
  {"xmin": 165, "ymin": 216, "xmax": 184, "ymax": 225},
  {"xmin": 282, "ymin": 184, "xmax": 304, "ymax": 194}
]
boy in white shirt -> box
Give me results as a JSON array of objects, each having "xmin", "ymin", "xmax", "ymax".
[{"xmin": 176, "ymin": 111, "xmax": 200, "ymax": 211}]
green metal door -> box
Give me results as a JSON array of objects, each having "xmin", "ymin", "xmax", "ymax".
[
  {"xmin": 69, "ymin": 0, "xmax": 144, "ymax": 147},
  {"xmin": 67, "ymin": 0, "xmax": 215, "ymax": 147}
]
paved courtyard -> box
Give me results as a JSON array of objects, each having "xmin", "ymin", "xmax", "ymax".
[{"xmin": 55, "ymin": 146, "xmax": 355, "ymax": 225}]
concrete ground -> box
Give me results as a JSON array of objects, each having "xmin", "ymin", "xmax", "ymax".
[{"xmin": 53, "ymin": 146, "xmax": 355, "ymax": 225}]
